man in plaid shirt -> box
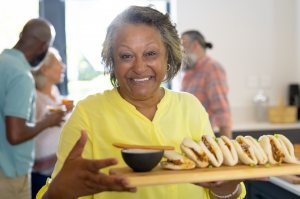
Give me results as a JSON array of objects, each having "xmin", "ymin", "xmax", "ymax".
[{"xmin": 181, "ymin": 30, "xmax": 232, "ymax": 139}]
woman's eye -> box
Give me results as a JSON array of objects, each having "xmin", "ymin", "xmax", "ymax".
[
  {"xmin": 147, "ymin": 52, "xmax": 156, "ymax": 56},
  {"xmin": 121, "ymin": 54, "xmax": 132, "ymax": 59}
]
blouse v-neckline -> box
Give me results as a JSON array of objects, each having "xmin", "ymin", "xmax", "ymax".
[{"xmin": 111, "ymin": 87, "xmax": 169, "ymax": 123}]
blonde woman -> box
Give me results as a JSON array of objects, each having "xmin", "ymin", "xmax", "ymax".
[{"xmin": 31, "ymin": 48, "xmax": 71, "ymax": 198}]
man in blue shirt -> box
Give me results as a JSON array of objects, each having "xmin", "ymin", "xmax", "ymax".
[{"xmin": 0, "ymin": 18, "xmax": 65, "ymax": 199}]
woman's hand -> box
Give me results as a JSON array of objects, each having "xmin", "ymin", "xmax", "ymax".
[
  {"xmin": 43, "ymin": 111, "xmax": 65, "ymax": 127},
  {"xmin": 42, "ymin": 130, "xmax": 136, "ymax": 199},
  {"xmin": 60, "ymin": 101, "xmax": 74, "ymax": 112},
  {"xmin": 194, "ymin": 177, "xmax": 269, "ymax": 199}
]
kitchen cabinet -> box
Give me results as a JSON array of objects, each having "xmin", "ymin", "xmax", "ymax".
[
  {"xmin": 215, "ymin": 129, "xmax": 300, "ymax": 144},
  {"xmin": 244, "ymin": 181, "xmax": 300, "ymax": 199}
]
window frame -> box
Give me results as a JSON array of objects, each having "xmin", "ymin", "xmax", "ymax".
[{"xmin": 39, "ymin": 0, "xmax": 171, "ymax": 95}]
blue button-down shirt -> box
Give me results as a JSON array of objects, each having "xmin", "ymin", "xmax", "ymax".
[{"xmin": 0, "ymin": 49, "xmax": 36, "ymax": 177}]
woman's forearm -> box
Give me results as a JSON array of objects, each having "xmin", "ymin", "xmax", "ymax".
[
  {"xmin": 41, "ymin": 190, "xmax": 53, "ymax": 199},
  {"xmin": 41, "ymin": 190, "xmax": 51, "ymax": 199},
  {"xmin": 209, "ymin": 183, "xmax": 242, "ymax": 199}
]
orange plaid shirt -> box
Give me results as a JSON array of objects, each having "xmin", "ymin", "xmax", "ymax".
[{"xmin": 181, "ymin": 56, "xmax": 232, "ymax": 129}]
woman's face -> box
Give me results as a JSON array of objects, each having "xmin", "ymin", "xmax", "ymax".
[
  {"xmin": 113, "ymin": 24, "xmax": 168, "ymax": 100},
  {"xmin": 44, "ymin": 54, "xmax": 66, "ymax": 84}
]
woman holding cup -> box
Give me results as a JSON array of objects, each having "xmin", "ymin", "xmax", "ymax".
[{"xmin": 31, "ymin": 47, "xmax": 72, "ymax": 198}]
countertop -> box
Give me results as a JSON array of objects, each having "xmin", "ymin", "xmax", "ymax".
[
  {"xmin": 231, "ymin": 121, "xmax": 300, "ymax": 132},
  {"xmin": 224, "ymin": 106, "xmax": 300, "ymax": 132},
  {"xmin": 269, "ymin": 177, "xmax": 300, "ymax": 196}
]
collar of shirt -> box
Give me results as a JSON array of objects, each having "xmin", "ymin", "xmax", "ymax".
[
  {"xmin": 2, "ymin": 48, "xmax": 31, "ymax": 71},
  {"xmin": 110, "ymin": 87, "xmax": 170, "ymax": 123}
]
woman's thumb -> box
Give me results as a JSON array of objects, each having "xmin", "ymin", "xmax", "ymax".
[{"xmin": 67, "ymin": 129, "xmax": 88, "ymax": 159}]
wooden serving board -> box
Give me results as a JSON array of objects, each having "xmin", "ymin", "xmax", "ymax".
[{"xmin": 109, "ymin": 163, "xmax": 300, "ymax": 188}]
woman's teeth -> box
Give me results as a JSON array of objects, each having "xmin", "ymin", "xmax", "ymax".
[{"xmin": 131, "ymin": 77, "xmax": 152, "ymax": 83}]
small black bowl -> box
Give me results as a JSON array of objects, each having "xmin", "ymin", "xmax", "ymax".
[{"xmin": 121, "ymin": 149, "xmax": 164, "ymax": 172}]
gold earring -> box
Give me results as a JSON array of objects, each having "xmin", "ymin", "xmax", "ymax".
[{"xmin": 167, "ymin": 64, "xmax": 171, "ymax": 71}]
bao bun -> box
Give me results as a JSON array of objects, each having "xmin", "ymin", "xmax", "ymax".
[
  {"xmin": 277, "ymin": 134, "xmax": 296, "ymax": 163},
  {"xmin": 180, "ymin": 138, "xmax": 209, "ymax": 168},
  {"xmin": 259, "ymin": 135, "xmax": 284, "ymax": 165},
  {"xmin": 161, "ymin": 150, "xmax": 195, "ymax": 170},
  {"xmin": 217, "ymin": 136, "xmax": 238, "ymax": 166},
  {"xmin": 232, "ymin": 136, "xmax": 258, "ymax": 165},
  {"xmin": 198, "ymin": 134, "xmax": 223, "ymax": 167},
  {"xmin": 245, "ymin": 136, "xmax": 268, "ymax": 165}
]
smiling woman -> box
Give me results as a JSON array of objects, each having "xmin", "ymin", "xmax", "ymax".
[
  {"xmin": 37, "ymin": 6, "xmax": 247, "ymax": 199},
  {"xmin": 114, "ymin": 24, "xmax": 168, "ymax": 105},
  {"xmin": 102, "ymin": 6, "xmax": 182, "ymax": 87}
]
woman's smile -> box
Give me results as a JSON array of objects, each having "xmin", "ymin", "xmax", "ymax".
[{"xmin": 129, "ymin": 76, "xmax": 153, "ymax": 85}]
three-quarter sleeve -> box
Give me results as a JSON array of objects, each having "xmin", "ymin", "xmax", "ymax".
[{"xmin": 36, "ymin": 101, "xmax": 93, "ymax": 199}]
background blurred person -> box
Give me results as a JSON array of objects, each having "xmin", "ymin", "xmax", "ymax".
[
  {"xmin": 0, "ymin": 18, "xmax": 65, "ymax": 199},
  {"xmin": 31, "ymin": 47, "xmax": 72, "ymax": 199},
  {"xmin": 181, "ymin": 30, "xmax": 232, "ymax": 139}
]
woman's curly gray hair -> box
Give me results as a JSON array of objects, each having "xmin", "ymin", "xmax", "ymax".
[{"xmin": 101, "ymin": 5, "xmax": 183, "ymax": 87}]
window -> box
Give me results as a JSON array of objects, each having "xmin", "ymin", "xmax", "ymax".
[
  {"xmin": 0, "ymin": 0, "xmax": 39, "ymax": 53},
  {"xmin": 65, "ymin": 0, "xmax": 169, "ymax": 103}
]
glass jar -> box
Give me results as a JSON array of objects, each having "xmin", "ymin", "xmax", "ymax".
[{"xmin": 253, "ymin": 89, "xmax": 268, "ymax": 122}]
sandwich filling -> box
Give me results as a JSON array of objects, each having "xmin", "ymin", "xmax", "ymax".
[
  {"xmin": 191, "ymin": 148, "xmax": 209, "ymax": 162},
  {"xmin": 166, "ymin": 159, "xmax": 182, "ymax": 165},
  {"xmin": 202, "ymin": 137, "xmax": 217, "ymax": 159},
  {"xmin": 270, "ymin": 139, "xmax": 285, "ymax": 162},
  {"xmin": 222, "ymin": 138, "xmax": 231, "ymax": 151},
  {"xmin": 238, "ymin": 139, "xmax": 253, "ymax": 160}
]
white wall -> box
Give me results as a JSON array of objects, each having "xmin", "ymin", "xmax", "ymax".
[
  {"xmin": 174, "ymin": 0, "xmax": 299, "ymax": 122},
  {"xmin": 297, "ymin": 1, "xmax": 300, "ymax": 83}
]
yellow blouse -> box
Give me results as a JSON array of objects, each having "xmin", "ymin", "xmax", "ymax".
[{"xmin": 37, "ymin": 87, "xmax": 246, "ymax": 199}]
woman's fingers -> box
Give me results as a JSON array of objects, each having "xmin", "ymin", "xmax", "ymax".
[
  {"xmin": 67, "ymin": 130, "xmax": 88, "ymax": 159},
  {"xmin": 94, "ymin": 175, "xmax": 136, "ymax": 192},
  {"xmin": 84, "ymin": 158, "xmax": 119, "ymax": 173},
  {"xmin": 79, "ymin": 156, "xmax": 136, "ymax": 193},
  {"xmin": 194, "ymin": 181, "xmax": 223, "ymax": 188},
  {"xmin": 85, "ymin": 172, "xmax": 136, "ymax": 193},
  {"xmin": 246, "ymin": 177, "xmax": 270, "ymax": 181}
]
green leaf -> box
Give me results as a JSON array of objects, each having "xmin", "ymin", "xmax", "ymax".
[
  {"xmin": 266, "ymin": 163, "xmax": 271, "ymax": 168},
  {"xmin": 208, "ymin": 165, "xmax": 213, "ymax": 169},
  {"xmin": 192, "ymin": 139, "xmax": 197, "ymax": 143},
  {"xmin": 274, "ymin": 134, "xmax": 278, "ymax": 139},
  {"xmin": 214, "ymin": 137, "xmax": 218, "ymax": 143},
  {"xmin": 181, "ymin": 152, "xmax": 186, "ymax": 156},
  {"xmin": 236, "ymin": 139, "xmax": 239, "ymax": 143},
  {"xmin": 255, "ymin": 138, "xmax": 259, "ymax": 143}
]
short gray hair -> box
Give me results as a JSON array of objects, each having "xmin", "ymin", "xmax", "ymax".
[
  {"xmin": 101, "ymin": 5, "xmax": 184, "ymax": 87},
  {"xmin": 31, "ymin": 47, "xmax": 60, "ymax": 89}
]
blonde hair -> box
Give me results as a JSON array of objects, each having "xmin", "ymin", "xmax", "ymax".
[
  {"xmin": 101, "ymin": 5, "xmax": 184, "ymax": 87},
  {"xmin": 31, "ymin": 47, "xmax": 60, "ymax": 89}
]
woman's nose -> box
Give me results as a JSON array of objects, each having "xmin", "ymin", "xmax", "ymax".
[{"xmin": 132, "ymin": 57, "xmax": 147, "ymax": 75}]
